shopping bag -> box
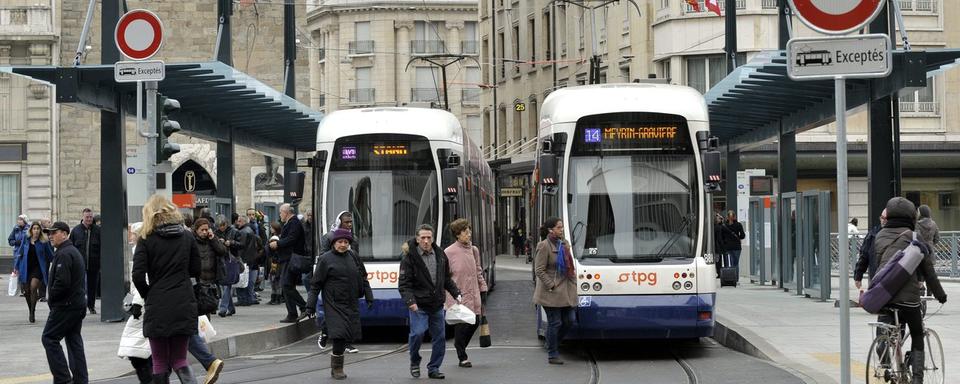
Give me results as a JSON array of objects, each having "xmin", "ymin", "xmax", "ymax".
[
  {"xmin": 234, "ymin": 264, "xmax": 249, "ymax": 289},
  {"xmin": 117, "ymin": 316, "xmax": 151, "ymax": 359},
  {"xmin": 8, "ymin": 272, "xmax": 19, "ymax": 297},
  {"xmin": 198, "ymin": 315, "xmax": 217, "ymax": 342},
  {"xmin": 478, "ymin": 315, "xmax": 491, "ymax": 348},
  {"xmin": 444, "ymin": 304, "xmax": 476, "ymax": 325}
]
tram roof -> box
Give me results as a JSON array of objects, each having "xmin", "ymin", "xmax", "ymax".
[
  {"xmin": 540, "ymin": 83, "xmax": 710, "ymax": 125},
  {"xmin": 316, "ymin": 107, "xmax": 463, "ymax": 145}
]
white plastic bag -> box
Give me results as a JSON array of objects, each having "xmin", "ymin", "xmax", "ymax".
[
  {"xmin": 8, "ymin": 272, "xmax": 19, "ymax": 297},
  {"xmin": 445, "ymin": 304, "xmax": 476, "ymax": 325},
  {"xmin": 198, "ymin": 315, "xmax": 217, "ymax": 342},
  {"xmin": 118, "ymin": 316, "xmax": 151, "ymax": 359},
  {"xmin": 234, "ymin": 264, "xmax": 249, "ymax": 289}
]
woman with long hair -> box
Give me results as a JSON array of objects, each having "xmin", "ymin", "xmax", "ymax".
[
  {"xmin": 132, "ymin": 194, "xmax": 201, "ymax": 383},
  {"xmin": 15, "ymin": 221, "xmax": 53, "ymax": 323},
  {"xmin": 532, "ymin": 217, "xmax": 577, "ymax": 365}
]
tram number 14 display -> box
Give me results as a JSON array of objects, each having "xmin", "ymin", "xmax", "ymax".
[{"xmin": 583, "ymin": 126, "xmax": 678, "ymax": 143}]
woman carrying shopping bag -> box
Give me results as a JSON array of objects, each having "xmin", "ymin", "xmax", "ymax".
[
  {"xmin": 444, "ymin": 219, "xmax": 488, "ymax": 368},
  {"xmin": 119, "ymin": 223, "xmax": 153, "ymax": 383}
]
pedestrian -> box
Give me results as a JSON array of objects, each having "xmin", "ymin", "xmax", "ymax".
[
  {"xmin": 848, "ymin": 218, "xmax": 860, "ymax": 238},
  {"xmin": 266, "ymin": 221, "xmax": 284, "ymax": 305},
  {"xmin": 533, "ymin": 217, "xmax": 577, "ymax": 365},
  {"xmin": 511, "ymin": 222, "xmax": 525, "ymax": 258},
  {"xmin": 39, "ymin": 217, "xmax": 51, "ymax": 302},
  {"xmin": 270, "ymin": 203, "xmax": 308, "ymax": 323},
  {"xmin": 235, "ymin": 215, "xmax": 262, "ymax": 306},
  {"xmin": 398, "ymin": 224, "xmax": 462, "ymax": 379},
  {"xmin": 183, "ymin": 212, "xmax": 195, "ymax": 230},
  {"xmin": 303, "ymin": 211, "xmax": 315, "ymax": 256},
  {"xmin": 246, "ymin": 209, "xmax": 267, "ymax": 293},
  {"xmin": 9, "ymin": 214, "xmax": 29, "ymax": 298},
  {"xmin": 118, "ymin": 222, "xmax": 152, "ymax": 384},
  {"xmin": 916, "ymin": 204, "xmax": 940, "ymax": 248},
  {"xmin": 132, "ymin": 194, "xmax": 202, "ymax": 383},
  {"xmin": 15, "ymin": 221, "xmax": 52, "ymax": 323},
  {"xmin": 443, "ymin": 219, "xmax": 488, "ymax": 368},
  {"xmin": 194, "ymin": 218, "xmax": 228, "ymax": 315},
  {"xmin": 41, "ymin": 221, "xmax": 89, "ymax": 384},
  {"xmin": 721, "ymin": 210, "xmax": 745, "ymax": 268},
  {"xmin": 69, "ymin": 208, "xmax": 101, "ymax": 315},
  {"xmin": 873, "ymin": 197, "xmax": 947, "ymax": 384},
  {"xmin": 855, "ymin": 209, "xmax": 886, "ymax": 290},
  {"xmin": 713, "ymin": 213, "xmax": 726, "ymax": 277},
  {"xmin": 215, "ymin": 214, "xmax": 242, "ymax": 317},
  {"xmin": 309, "ymin": 210, "xmax": 360, "ymax": 353},
  {"xmin": 304, "ymin": 228, "xmax": 374, "ymax": 380}
]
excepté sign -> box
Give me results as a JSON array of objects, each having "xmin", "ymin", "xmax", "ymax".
[{"xmin": 789, "ymin": 0, "xmax": 885, "ymax": 35}]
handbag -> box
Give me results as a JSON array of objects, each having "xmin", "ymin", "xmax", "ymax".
[
  {"xmin": 194, "ymin": 282, "xmax": 219, "ymax": 315},
  {"xmin": 478, "ymin": 315, "xmax": 491, "ymax": 347},
  {"xmin": 8, "ymin": 272, "xmax": 19, "ymax": 297},
  {"xmin": 289, "ymin": 252, "xmax": 314, "ymax": 275},
  {"xmin": 219, "ymin": 256, "xmax": 241, "ymax": 286}
]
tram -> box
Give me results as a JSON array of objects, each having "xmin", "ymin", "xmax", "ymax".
[
  {"xmin": 308, "ymin": 107, "xmax": 496, "ymax": 326},
  {"xmin": 532, "ymin": 84, "xmax": 721, "ymax": 339}
]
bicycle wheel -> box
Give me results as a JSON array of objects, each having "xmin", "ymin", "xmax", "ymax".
[
  {"xmin": 866, "ymin": 336, "xmax": 895, "ymax": 384},
  {"xmin": 924, "ymin": 329, "xmax": 945, "ymax": 384}
]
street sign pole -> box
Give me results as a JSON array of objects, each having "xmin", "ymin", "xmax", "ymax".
[
  {"xmin": 145, "ymin": 81, "xmax": 157, "ymax": 197},
  {"xmin": 835, "ymin": 76, "xmax": 850, "ymax": 384}
]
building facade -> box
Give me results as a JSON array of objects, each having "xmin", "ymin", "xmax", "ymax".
[
  {"xmin": 306, "ymin": 0, "xmax": 483, "ymax": 146},
  {"xmin": 480, "ymin": 0, "xmax": 960, "ymax": 232}
]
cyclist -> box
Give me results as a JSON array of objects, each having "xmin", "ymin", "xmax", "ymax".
[{"xmin": 873, "ymin": 197, "xmax": 947, "ymax": 384}]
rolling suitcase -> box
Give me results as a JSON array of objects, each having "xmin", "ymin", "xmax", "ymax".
[{"xmin": 720, "ymin": 253, "xmax": 738, "ymax": 287}]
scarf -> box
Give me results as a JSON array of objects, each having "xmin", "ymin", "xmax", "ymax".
[
  {"xmin": 884, "ymin": 217, "xmax": 915, "ymax": 232},
  {"xmin": 550, "ymin": 234, "xmax": 575, "ymax": 279}
]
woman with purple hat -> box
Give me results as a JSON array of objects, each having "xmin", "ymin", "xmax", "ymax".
[{"xmin": 305, "ymin": 228, "xmax": 374, "ymax": 380}]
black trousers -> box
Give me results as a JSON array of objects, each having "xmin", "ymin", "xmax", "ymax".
[
  {"xmin": 453, "ymin": 316, "xmax": 481, "ymax": 362},
  {"xmin": 86, "ymin": 259, "xmax": 100, "ymax": 310},
  {"xmin": 879, "ymin": 304, "xmax": 925, "ymax": 352},
  {"xmin": 42, "ymin": 308, "xmax": 88, "ymax": 384},
  {"xmin": 331, "ymin": 338, "xmax": 347, "ymax": 355},
  {"xmin": 130, "ymin": 357, "xmax": 153, "ymax": 384},
  {"xmin": 281, "ymin": 262, "xmax": 306, "ymax": 317}
]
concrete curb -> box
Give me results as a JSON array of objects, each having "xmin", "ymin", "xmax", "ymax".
[
  {"xmin": 498, "ymin": 264, "xmax": 532, "ymax": 272},
  {"xmin": 713, "ymin": 314, "xmax": 835, "ymax": 384},
  {"xmin": 207, "ymin": 317, "xmax": 318, "ymax": 359}
]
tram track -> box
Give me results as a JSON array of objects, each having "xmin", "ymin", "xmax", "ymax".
[
  {"xmin": 586, "ymin": 347, "xmax": 699, "ymax": 384},
  {"xmin": 672, "ymin": 349, "xmax": 700, "ymax": 384},
  {"xmin": 226, "ymin": 342, "xmax": 410, "ymax": 384}
]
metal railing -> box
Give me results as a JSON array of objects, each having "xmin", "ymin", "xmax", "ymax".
[
  {"xmin": 761, "ymin": 0, "xmax": 779, "ymax": 9},
  {"xmin": 461, "ymin": 88, "xmax": 481, "ymax": 105},
  {"xmin": 830, "ymin": 231, "xmax": 960, "ymax": 277},
  {"xmin": 348, "ymin": 88, "xmax": 375, "ymax": 103},
  {"xmin": 411, "ymin": 88, "xmax": 441, "ymax": 102},
  {"xmin": 899, "ymin": 101, "xmax": 940, "ymax": 115},
  {"xmin": 461, "ymin": 40, "xmax": 479, "ymax": 55},
  {"xmin": 502, "ymin": 137, "xmax": 538, "ymax": 158},
  {"xmin": 899, "ymin": 0, "xmax": 939, "ymax": 13},
  {"xmin": 348, "ymin": 40, "xmax": 375, "ymax": 55},
  {"xmin": 411, "ymin": 40, "xmax": 446, "ymax": 55}
]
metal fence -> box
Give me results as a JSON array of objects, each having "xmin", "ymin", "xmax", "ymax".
[{"xmin": 829, "ymin": 231, "xmax": 960, "ymax": 277}]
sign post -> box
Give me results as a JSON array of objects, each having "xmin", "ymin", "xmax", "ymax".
[{"xmin": 787, "ymin": 1, "xmax": 888, "ymax": 384}]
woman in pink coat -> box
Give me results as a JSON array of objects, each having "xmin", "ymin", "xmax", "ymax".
[{"xmin": 444, "ymin": 218, "xmax": 489, "ymax": 368}]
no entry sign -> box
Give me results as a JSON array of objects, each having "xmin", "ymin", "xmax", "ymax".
[
  {"xmin": 789, "ymin": 0, "xmax": 885, "ymax": 35},
  {"xmin": 115, "ymin": 9, "xmax": 164, "ymax": 60}
]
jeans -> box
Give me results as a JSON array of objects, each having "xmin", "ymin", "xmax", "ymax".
[
  {"xmin": 42, "ymin": 308, "xmax": 88, "ymax": 384},
  {"xmin": 188, "ymin": 334, "xmax": 216, "ymax": 369},
  {"xmin": 237, "ymin": 268, "xmax": 259, "ymax": 304},
  {"xmin": 727, "ymin": 250, "xmax": 742, "ymax": 268},
  {"xmin": 148, "ymin": 336, "xmax": 189, "ymax": 374},
  {"xmin": 408, "ymin": 308, "xmax": 446, "ymax": 373},
  {"xmin": 543, "ymin": 306, "xmax": 575, "ymax": 359},
  {"xmin": 219, "ymin": 285, "xmax": 234, "ymax": 314}
]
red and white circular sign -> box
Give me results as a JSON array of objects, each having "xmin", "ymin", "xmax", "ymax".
[
  {"xmin": 789, "ymin": 0, "xmax": 885, "ymax": 35},
  {"xmin": 114, "ymin": 9, "xmax": 164, "ymax": 60}
]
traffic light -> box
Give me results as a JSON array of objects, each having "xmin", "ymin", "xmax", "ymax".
[{"xmin": 156, "ymin": 94, "xmax": 181, "ymax": 164}]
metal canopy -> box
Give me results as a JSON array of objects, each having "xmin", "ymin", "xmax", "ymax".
[
  {"xmin": 706, "ymin": 49, "xmax": 960, "ymax": 151},
  {"xmin": 2, "ymin": 61, "xmax": 322, "ymax": 158}
]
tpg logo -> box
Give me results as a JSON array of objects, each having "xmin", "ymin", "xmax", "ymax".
[
  {"xmin": 368, "ymin": 271, "xmax": 399, "ymax": 284},
  {"xmin": 617, "ymin": 271, "xmax": 658, "ymax": 286}
]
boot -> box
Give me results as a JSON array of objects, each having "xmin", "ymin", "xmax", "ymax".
[
  {"xmin": 267, "ymin": 294, "xmax": 279, "ymax": 305},
  {"xmin": 151, "ymin": 372, "xmax": 171, "ymax": 384},
  {"xmin": 174, "ymin": 366, "xmax": 198, "ymax": 384},
  {"xmin": 330, "ymin": 354, "xmax": 347, "ymax": 380},
  {"xmin": 911, "ymin": 350, "xmax": 924, "ymax": 384}
]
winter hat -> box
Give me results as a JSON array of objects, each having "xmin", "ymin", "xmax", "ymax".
[{"xmin": 331, "ymin": 228, "xmax": 353, "ymax": 244}]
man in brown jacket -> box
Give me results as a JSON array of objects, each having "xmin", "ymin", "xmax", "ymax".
[{"xmin": 533, "ymin": 217, "xmax": 578, "ymax": 365}]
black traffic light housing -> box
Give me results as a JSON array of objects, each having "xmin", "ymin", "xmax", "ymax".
[{"xmin": 156, "ymin": 94, "xmax": 181, "ymax": 164}]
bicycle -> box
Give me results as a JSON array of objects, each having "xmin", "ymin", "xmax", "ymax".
[{"xmin": 865, "ymin": 296, "xmax": 945, "ymax": 384}]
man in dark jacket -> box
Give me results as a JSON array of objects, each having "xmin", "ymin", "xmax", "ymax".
[
  {"xmin": 246, "ymin": 208, "xmax": 268, "ymax": 292},
  {"xmin": 235, "ymin": 215, "xmax": 261, "ymax": 306},
  {"xmin": 69, "ymin": 208, "xmax": 100, "ymax": 315},
  {"xmin": 854, "ymin": 209, "xmax": 886, "ymax": 289},
  {"xmin": 721, "ymin": 210, "xmax": 746, "ymax": 268},
  {"xmin": 42, "ymin": 221, "xmax": 88, "ymax": 384},
  {"xmin": 398, "ymin": 224, "xmax": 462, "ymax": 380},
  {"xmin": 271, "ymin": 203, "xmax": 307, "ymax": 322}
]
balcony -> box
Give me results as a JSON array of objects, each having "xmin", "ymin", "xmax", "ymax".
[
  {"xmin": 411, "ymin": 40, "xmax": 446, "ymax": 55},
  {"xmin": 0, "ymin": 6, "xmax": 54, "ymax": 37},
  {"xmin": 761, "ymin": 0, "xmax": 778, "ymax": 9},
  {"xmin": 461, "ymin": 40, "xmax": 479, "ymax": 55},
  {"xmin": 349, "ymin": 88, "xmax": 375, "ymax": 104},
  {"xmin": 411, "ymin": 88, "xmax": 441, "ymax": 103},
  {"xmin": 899, "ymin": 101, "xmax": 940, "ymax": 115},
  {"xmin": 348, "ymin": 40, "xmax": 375, "ymax": 55},
  {"xmin": 461, "ymin": 88, "xmax": 481, "ymax": 105},
  {"xmin": 899, "ymin": 0, "xmax": 938, "ymax": 13}
]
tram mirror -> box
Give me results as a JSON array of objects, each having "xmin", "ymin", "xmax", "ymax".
[
  {"xmin": 442, "ymin": 168, "xmax": 460, "ymax": 202},
  {"xmin": 446, "ymin": 153, "xmax": 461, "ymax": 167},
  {"xmin": 702, "ymin": 151, "xmax": 722, "ymax": 192},
  {"xmin": 286, "ymin": 171, "xmax": 306, "ymax": 199},
  {"xmin": 541, "ymin": 139, "xmax": 553, "ymax": 153},
  {"xmin": 539, "ymin": 154, "xmax": 558, "ymax": 186}
]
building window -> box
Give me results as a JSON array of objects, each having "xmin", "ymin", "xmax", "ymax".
[
  {"xmin": 659, "ymin": 0, "xmax": 670, "ymax": 10},
  {"xmin": 414, "ymin": 67, "xmax": 441, "ymax": 103},
  {"xmin": 463, "ymin": 21, "xmax": 479, "ymax": 55},
  {"xmin": 528, "ymin": 18, "xmax": 537, "ymax": 66},
  {"xmin": 598, "ymin": 6, "xmax": 607, "ymax": 46},
  {"xmin": 351, "ymin": 67, "xmax": 374, "ymax": 103},
  {"xmin": 463, "ymin": 67, "xmax": 481, "ymax": 105},
  {"xmin": 466, "ymin": 115, "xmax": 482, "ymax": 146},
  {"xmin": 527, "ymin": 100, "xmax": 538, "ymax": 145},
  {"xmin": 350, "ymin": 22, "xmax": 374, "ymax": 54},
  {"xmin": 0, "ymin": 173, "xmax": 21, "ymax": 257},
  {"xmin": 899, "ymin": 76, "xmax": 939, "ymax": 115},
  {"xmin": 684, "ymin": 53, "xmax": 745, "ymax": 93},
  {"xmin": 0, "ymin": 143, "xmax": 27, "ymax": 162},
  {"xmin": 620, "ymin": 63, "xmax": 631, "ymax": 82},
  {"xmin": 659, "ymin": 60, "xmax": 671, "ymax": 82},
  {"xmin": 414, "ymin": 21, "xmax": 446, "ymax": 54},
  {"xmin": 543, "ymin": 10, "xmax": 552, "ymax": 62},
  {"xmin": 557, "ymin": 6, "xmax": 567, "ymax": 56},
  {"xmin": 482, "ymin": 37, "xmax": 490, "ymax": 83},
  {"xmin": 498, "ymin": 31, "xmax": 506, "ymax": 79}
]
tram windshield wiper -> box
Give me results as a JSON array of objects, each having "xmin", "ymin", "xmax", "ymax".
[{"xmin": 652, "ymin": 214, "xmax": 694, "ymax": 260}]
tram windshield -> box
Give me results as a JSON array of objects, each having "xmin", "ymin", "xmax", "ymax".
[
  {"xmin": 326, "ymin": 135, "xmax": 439, "ymax": 261},
  {"xmin": 567, "ymin": 113, "xmax": 699, "ymax": 262}
]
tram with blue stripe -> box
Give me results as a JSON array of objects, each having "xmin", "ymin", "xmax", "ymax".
[{"xmin": 533, "ymin": 84, "xmax": 721, "ymax": 339}]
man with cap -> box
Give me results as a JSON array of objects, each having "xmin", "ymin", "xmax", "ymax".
[
  {"xmin": 305, "ymin": 228, "xmax": 374, "ymax": 380},
  {"xmin": 42, "ymin": 221, "xmax": 89, "ymax": 384}
]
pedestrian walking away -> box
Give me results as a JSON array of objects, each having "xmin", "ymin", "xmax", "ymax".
[
  {"xmin": 118, "ymin": 222, "xmax": 153, "ymax": 384},
  {"xmin": 443, "ymin": 219, "xmax": 488, "ymax": 368},
  {"xmin": 916, "ymin": 204, "xmax": 940, "ymax": 249},
  {"xmin": 720, "ymin": 210, "xmax": 745, "ymax": 269},
  {"xmin": 41, "ymin": 221, "xmax": 89, "ymax": 384},
  {"xmin": 271, "ymin": 203, "xmax": 308, "ymax": 323},
  {"xmin": 872, "ymin": 197, "xmax": 947, "ymax": 384},
  {"xmin": 133, "ymin": 194, "xmax": 202, "ymax": 383},
  {"xmin": 15, "ymin": 221, "xmax": 52, "ymax": 323},
  {"xmin": 235, "ymin": 215, "xmax": 262, "ymax": 306},
  {"xmin": 69, "ymin": 208, "xmax": 101, "ymax": 315},
  {"xmin": 304, "ymin": 228, "xmax": 374, "ymax": 380},
  {"xmin": 398, "ymin": 224, "xmax": 462, "ymax": 380},
  {"xmin": 533, "ymin": 217, "xmax": 578, "ymax": 365}
]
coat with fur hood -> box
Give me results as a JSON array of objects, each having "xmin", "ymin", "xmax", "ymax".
[{"xmin": 133, "ymin": 211, "xmax": 201, "ymax": 338}]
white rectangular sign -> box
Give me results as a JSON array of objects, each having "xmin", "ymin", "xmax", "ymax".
[
  {"xmin": 114, "ymin": 60, "xmax": 165, "ymax": 82},
  {"xmin": 787, "ymin": 34, "xmax": 891, "ymax": 80}
]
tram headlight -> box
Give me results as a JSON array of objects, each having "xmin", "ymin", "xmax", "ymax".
[
  {"xmin": 581, "ymin": 282, "xmax": 590, "ymax": 291},
  {"xmin": 592, "ymin": 282, "xmax": 602, "ymax": 291},
  {"xmin": 672, "ymin": 281, "xmax": 682, "ymax": 290},
  {"xmin": 684, "ymin": 281, "xmax": 694, "ymax": 290}
]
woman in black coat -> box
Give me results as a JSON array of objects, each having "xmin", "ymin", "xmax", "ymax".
[
  {"xmin": 305, "ymin": 229, "xmax": 373, "ymax": 380},
  {"xmin": 132, "ymin": 195, "xmax": 201, "ymax": 383}
]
